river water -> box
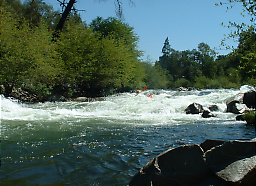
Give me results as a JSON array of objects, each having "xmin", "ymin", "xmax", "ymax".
[{"xmin": 1, "ymin": 86, "xmax": 255, "ymax": 185}]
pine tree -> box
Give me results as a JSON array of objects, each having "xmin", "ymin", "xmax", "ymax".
[{"xmin": 162, "ymin": 37, "xmax": 171, "ymax": 57}]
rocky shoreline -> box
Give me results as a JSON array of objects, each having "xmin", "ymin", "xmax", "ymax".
[{"xmin": 0, "ymin": 84, "xmax": 106, "ymax": 103}]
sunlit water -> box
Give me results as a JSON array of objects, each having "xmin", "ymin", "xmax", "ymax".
[{"xmin": 1, "ymin": 86, "xmax": 255, "ymax": 185}]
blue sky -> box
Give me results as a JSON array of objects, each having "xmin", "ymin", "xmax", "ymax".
[{"xmin": 34, "ymin": 0, "xmax": 252, "ymax": 61}]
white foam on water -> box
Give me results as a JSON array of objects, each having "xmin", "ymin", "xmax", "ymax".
[{"xmin": 1, "ymin": 88, "xmax": 244, "ymax": 124}]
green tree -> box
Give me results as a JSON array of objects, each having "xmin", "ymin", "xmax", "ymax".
[
  {"xmin": 217, "ymin": 0, "xmax": 255, "ymax": 84},
  {"xmin": 197, "ymin": 42, "xmax": 217, "ymax": 78},
  {"xmin": 234, "ymin": 30, "xmax": 256, "ymax": 81},
  {"xmin": 90, "ymin": 17, "xmax": 141, "ymax": 58},
  {"xmin": 162, "ymin": 37, "xmax": 172, "ymax": 57},
  {"xmin": 143, "ymin": 61, "xmax": 171, "ymax": 89},
  {"xmin": 0, "ymin": 5, "xmax": 62, "ymax": 99},
  {"xmin": 58, "ymin": 19, "xmax": 145, "ymax": 96}
]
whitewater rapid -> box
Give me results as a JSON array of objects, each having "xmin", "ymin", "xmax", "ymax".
[{"xmin": 1, "ymin": 87, "xmax": 251, "ymax": 125}]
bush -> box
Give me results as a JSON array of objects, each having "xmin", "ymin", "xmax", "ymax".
[
  {"xmin": 243, "ymin": 110, "xmax": 256, "ymax": 125},
  {"xmin": 172, "ymin": 78, "xmax": 191, "ymax": 88},
  {"xmin": 194, "ymin": 76, "xmax": 240, "ymax": 89}
]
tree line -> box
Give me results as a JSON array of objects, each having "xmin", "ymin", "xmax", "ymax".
[
  {"xmin": 0, "ymin": 0, "xmax": 255, "ymax": 101},
  {"xmin": 155, "ymin": 32, "xmax": 255, "ymax": 89}
]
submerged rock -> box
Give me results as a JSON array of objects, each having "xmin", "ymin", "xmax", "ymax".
[{"xmin": 130, "ymin": 139, "xmax": 256, "ymax": 186}]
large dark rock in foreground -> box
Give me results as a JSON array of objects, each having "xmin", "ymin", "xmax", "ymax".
[
  {"xmin": 206, "ymin": 141, "xmax": 256, "ymax": 185},
  {"xmin": 129, "ymin": 139, "xmax": 256, "ymax": 186}
]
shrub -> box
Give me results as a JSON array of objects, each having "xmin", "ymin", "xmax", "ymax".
[{"xmin": 243, "ymin": 110, "xmax": 256, "ymax": 125}]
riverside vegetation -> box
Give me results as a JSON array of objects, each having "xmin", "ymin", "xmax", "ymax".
[{"xmin": 0, "ymin": 0, "xmax": 255, "ymax": 102}]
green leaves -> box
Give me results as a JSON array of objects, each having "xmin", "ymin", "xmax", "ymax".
[
  {"xmin": 56, "ymin": 17, "xmax": 144, "ymax": 96},
  {"xmin": 0, "ymin": 2, "xmax": 146, "ymax": 99}
]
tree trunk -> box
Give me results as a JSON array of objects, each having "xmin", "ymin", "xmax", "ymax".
[{"xmin": 54, "ymin": 0, "xmax": 76, "ymax": 37}]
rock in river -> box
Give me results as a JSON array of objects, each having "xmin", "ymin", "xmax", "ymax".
[
  {"xmin": 185, "ymin": 103, "xmax": 204, "ymax": 114},
  {"xmin": 129, "ymin": 139, "xmax": 256, "ymax": 186}
]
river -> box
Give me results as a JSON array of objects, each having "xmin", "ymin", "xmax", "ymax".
[{"xmin": 1, "ymin": 86, "xmax": 255, "ymax": 185}]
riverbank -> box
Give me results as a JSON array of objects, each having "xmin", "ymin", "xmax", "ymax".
[{"xmin": 0, "ymin": 84, "xmax": 107, "ymax": 103}]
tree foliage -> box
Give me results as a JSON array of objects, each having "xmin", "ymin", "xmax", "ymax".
[
  {"xmin": 216, "ymin": 0, "xmax": 256, "ymax": 83},
  {"xmin": 0, "ymin": 1, "xmax": 146, "ymax": 100}
]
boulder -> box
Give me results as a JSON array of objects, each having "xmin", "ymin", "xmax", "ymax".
[
  {"xmin": 130, "ymin": 140, "xmax": 256, "ymax": 186},
  {"xmin": 185, "ymin": 103, "xmax": 204, "ymax": 114},
  {"xmin": 200, "ymin": 139, "xmax": 225, "ymax": 152},
  {"xmin": 226, "ymin": 100, "xmax": 248, "ymax": 114},
  {"xmin": 129, "ymin": 144, "xmax": 210, "ymax": 186},
  {"xmin": 202, "ymin": 110, "xmax": 216, "ymax": 118},
  {"xmin": 225, "ymin": 93, "xmax": 244, "ymax": 105},
  {"xmin": 205, "ymin": 141, "xmax": 256, "ymax": 185},
  {"xmin": 243, "ymin": 91, "xmax": 256, "ymax": 109}
]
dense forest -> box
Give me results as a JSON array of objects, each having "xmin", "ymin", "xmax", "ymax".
[{"xmin": 0, "ymin": 0, "xmax": 255, "ymax": 101}]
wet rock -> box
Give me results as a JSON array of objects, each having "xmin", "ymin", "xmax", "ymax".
[
  {"xmin": 72, "ymin": 97, "xmax": 105, "ymax": 102},
  {"xmin": 226, "ymin": 89, "xmax": 255, "ymax": 115},
  {"xmin": 243, "ymin": 91, "xmax": 256, "ymax": 109},
  {"xmin": 226, "ymin": 100, "xmax": 248, "ymax": 114},
  {"xmin": 129, "ymin": 144, "xmax": 210, "ymax": 186},
  {"xmin": 205, "ymin": 141, "xmax": 256, "ymax": 185},
  {"xmin": 225, "ymin": 93, "xmax": 244, "ymax": 105},
  {"xmin": 202, "ymin": 110, "xmax": 216, "ymax": 118},
  {"xmin": 209, "ymin": 105, "xmax": 219, "ymax": 112},
  {"xmin": 236, "ymin": 114, "xmax": 245, "ymax": 121},
  {"xmin": 72, "ymin": 97, "xmax": 90, "ymax": 102},
  {"xmin": 200, "ymin": 139, "xmax": 225, "ymax": 152},
  {"xmin": 178, "ymin": 87, "xmax": 188, "ymax": 91},
  {"xmin": 130, "ymin": 140, "xmax": 256, "ymax": 186},
  {"xmin": 185, "ymin": 103, "xmax": 204, "ymax": 114}
]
